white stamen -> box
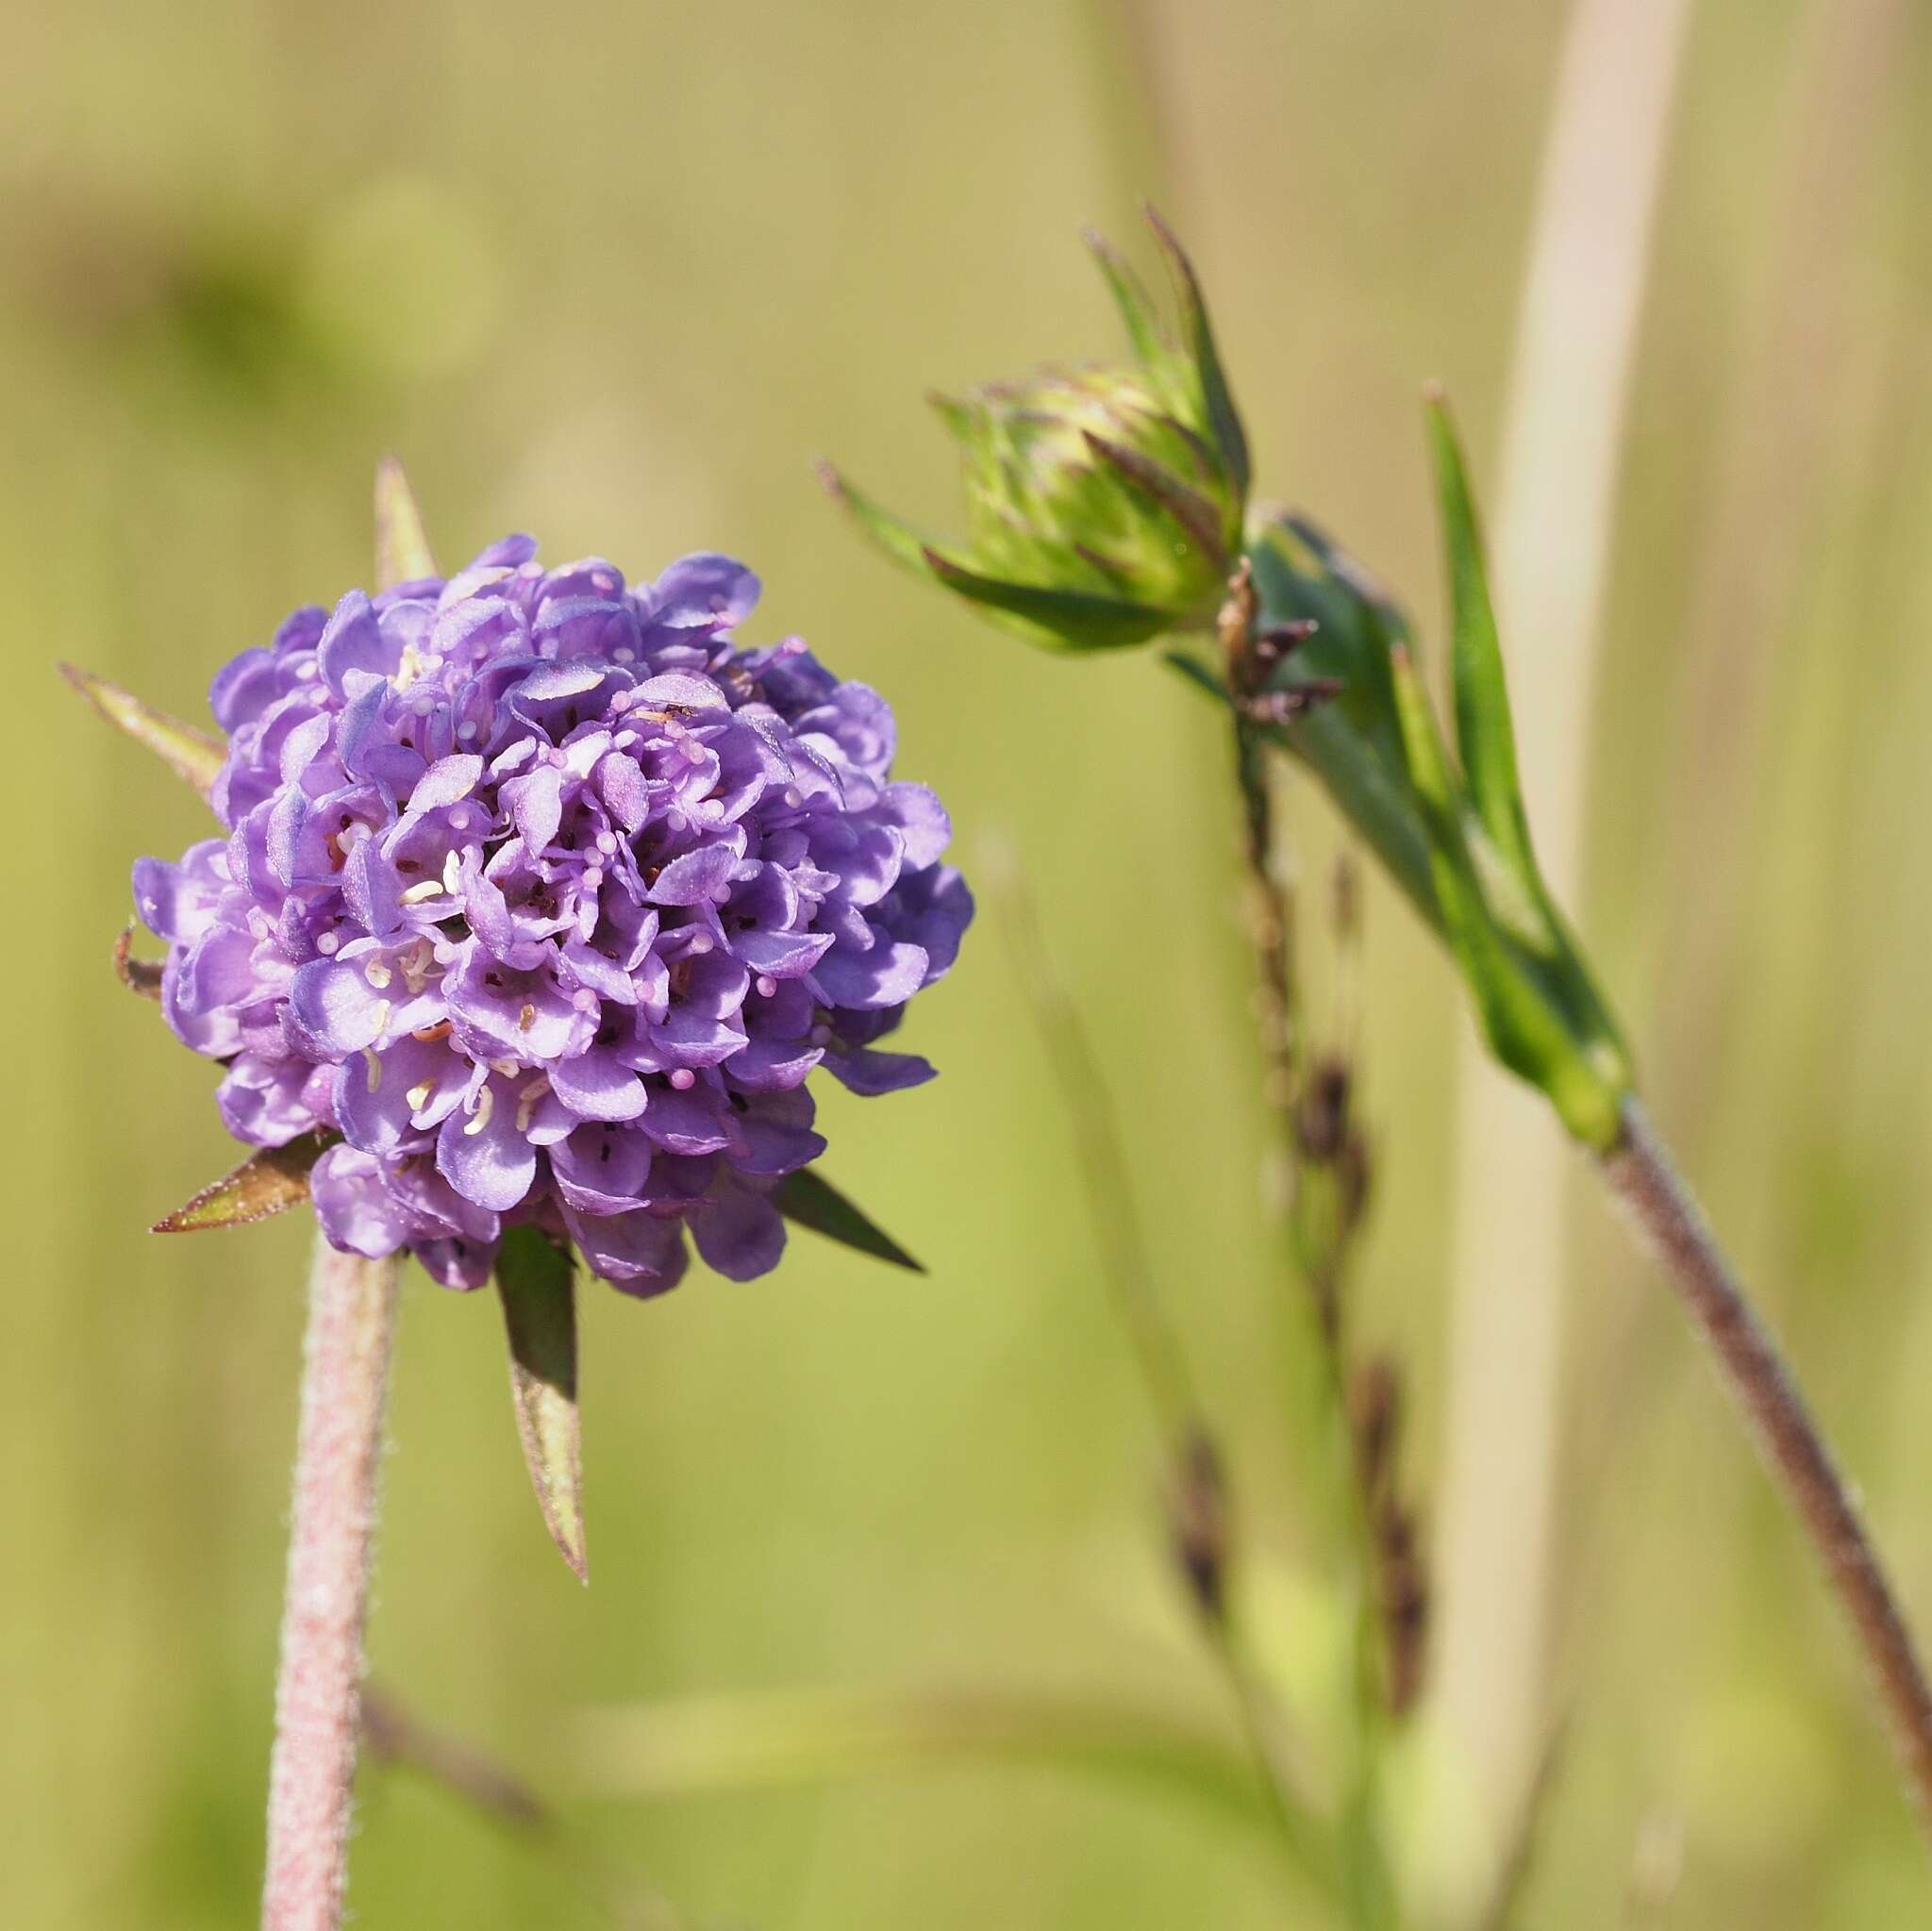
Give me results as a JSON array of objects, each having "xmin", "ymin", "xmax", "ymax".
[
  {"xmin": 462, "ymin": 1084, "xmax": 495, "ymax": 1136},
  {"xmin": 362, "ymin": 1048, "xmax": 382, "ymax": 1092},
  {"xmin": 401, "ymin": 880, "xmax": 445, "ymax": 905},
  {"xmin": 399, "ymin": 938, "xmax": 435, "ymax": 995},
  {"xmin": 371, "ymin": 999, "xmax": 392, "ymax": 1042},
  {"xmin": 441, "ymin": 850, "xmax": 462, "ymax": 896},
  {"xmin": 515, "ymin": 1076, "xmax": 548, "ymax": 1134},
  {"xmin": 406, "ymin": 1079, "xmax": 434, "ymax": 1112},
  {"xmin": 363, "ymin": 960, "xmax": 393, "ymax": 990},
  {"xmin": 491, "ymin": 1057, "xmax": 521, "ymax": 1078}
]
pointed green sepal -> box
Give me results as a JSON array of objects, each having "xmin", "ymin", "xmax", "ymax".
[
  {"xmin": 1144, "ymin": 205, "xmax": 1250, "ymax": 502},
  {"xmin": 375, "ymin": 456, "xmax": 438, "ymax": 591},
  {"xmin": 775, "ymin": 1171, "xmax": 925, "ymax": 1273},
  {"xmin": 493, "ymin": 1225, "xmax": 588, "ymax": 1582},
  {"xmin": 920, "ymin": 549, "xmax": 1174, "ymax": 653},
  {"xmin": 151, "ymin": 1131, "xmax": 336, "ymax": 1232},
  {"xmin": 817, "ymin": 462, "xmax": 941, "ymax": 577},
  {"xmin": 1082, "ymin": 225, "xmax": 1172, "ymax": 371},
  {"xmin": 61, "ymin": 663, "xmax": 224, "ymax": 798},
  {"xmin": 1080, "ymin": 432, "xmax": 1231, "ymax": 570}
]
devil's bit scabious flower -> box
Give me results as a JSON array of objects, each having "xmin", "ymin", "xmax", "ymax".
[{"xmin": 131, "ymin": 540, "xmax": 971, "ymax": 1294}]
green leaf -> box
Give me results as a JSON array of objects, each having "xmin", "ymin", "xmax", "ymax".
[
  {"xmin": 152, "ymin": 1132, "xmax": 335, "ymax": 1232},
  {"xmin": 494, "ymin": 1226, "xmax": 587, "ymax": 1583},
  {"xmin": 1144, "ymin": 206, "xmax": 1250, "ymax": 503},
  {"xmin": 61, "ymin": 663, "xmax": 224, "ymax": 797},
  {"xmin": 113, "ymin": 924, "xmax": 163, "ymax": 1001},
  {"xmin": 775, "ymin": 1171, "xmax": 924, "ymax": 1273},
  {"xmin": 1082, "ymin": 225, "xmax": 1172, "ymax": 370},
  {"xmin": 1424, "ymin": 391, "xmax": 1538, "ymax": 891},
  {"xmin": 375, "ymin": 456, "xmax": 438, "ymax": 591},
  {"xmin": 1386, "ymin": 647, "xmax": 1621, "ymax": 1149},
  {"xmin": 919, "ymin": 548, "xmax": 1174, "ymax": 654},
  {"xmin": 1424, "ymin": 398, "xmax": 1634, "ymax": 1083}
]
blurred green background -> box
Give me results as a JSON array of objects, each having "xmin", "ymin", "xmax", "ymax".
[{"xmin": 7, "ymin": 0, "xmax": 1932, "ymax": 1923}]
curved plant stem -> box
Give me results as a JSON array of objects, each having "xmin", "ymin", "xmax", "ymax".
[
  {"xmin": 261, "ymin": 1237, "xmax": 400, "ymax": 1931},
  {"xmin": 1600, "ymin": 1099, "xmax": 1932, "ymax": 1832}
]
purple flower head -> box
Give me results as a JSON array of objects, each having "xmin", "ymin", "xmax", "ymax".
[{"xmin": 134, "ymin": 541, "xmax": 971, "ymax": 1294}]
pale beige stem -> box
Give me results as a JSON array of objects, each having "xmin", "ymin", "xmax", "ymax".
[
  {"xmin": 261, "ymin": 1238, "xmax": 400, "ymax": 1931},
  {"xmin": 1428, "ymin": 0, "xmax": 1691, "ymax": 1902}
]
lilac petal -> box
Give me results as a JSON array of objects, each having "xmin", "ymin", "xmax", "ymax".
[
  {"xmin": 822, "ymin": 1047, "xmax": 937, "ymax": 1096},
  {"xmin": 633, "ymin": 672, "xmax": 730, "ymax": 712},
  {"xmin": 730, "ymin": 927, "xmax": 834, "ymax": 977},
  {"xmin": 813, "ymin": 939, "xmax": 929, "ymax": 1011},
  {"xmin": 179, "ymin": 923, "xmax": 261, "ymax": 1017},
  {"xmin": 549, "ymin": 1045, "xmax": 647, "ymax": 1122},
  {"xmin": 878, "ymin": 783, "xmax": 951, "ymax": 868},
  {"xmin": 648, "ymin": 841, "xmax": 739, "ymax": 906},
  {"xmin": 318, "ymin": 591, "xmax": 397, "ymax": 697},
  {"xmin": 412, "ymin": 1236, "xmax": 496, "ymax": 1290},
  {"xmin": 503, "ymin": 762, "xmax": 564, "ymax": 855},
  {"xmin": 636, "ymin": 1086, "xmax": 736, "ymax": 1156},
  {"xmin": 551, "ymin": 1123, "xmax": 654, "ymax": 1215},
  {"xmin": 652, "ymin": 555, "xmax": 760, "ymax": 630},
  {"xmin": 336, "ymin": 1031, "xmax": 472, "ymax": 1155},
  {"xmin": 409, "ymin": 754, "xmax": 483, "ymax": 812},
  {"xmin": 311, "ymin": 1146, "xmax": 412, "ymax": 1258},
  {"xmin": 132, "ymin": 843, "xmax": 226, "ymax": 944},
  {"xmin": 436, "ymin": 1078, "xmax": 539, "ymax": 1211},
  {"xmin": 690, "ymin": 1180, "xmax": 786, "ymax": 1280},
  {"xmin": 216, "ymin": 1053, "xmax": 325, "ymax": 1145},
  {"xmin": 289, "ymin": 956, "xmax": 391, "ymax": 1056},
  {"xmin": 562, "ymin": 1204, "xmax": 689, "ymax": 1292}
]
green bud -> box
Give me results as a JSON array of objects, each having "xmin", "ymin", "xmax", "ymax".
[{"xmin": 824, "ymin": 209, "xmax": 1249, "ymax": 653}]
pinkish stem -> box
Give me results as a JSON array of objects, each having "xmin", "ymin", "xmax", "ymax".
[{"xmin": 261, "ymin": 1237, "xmax": 400, "ymax": 1931}]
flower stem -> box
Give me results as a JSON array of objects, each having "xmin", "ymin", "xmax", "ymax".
[
  {"xmin": 261, "ymin": 1237, "xmax": 400, "ymax": 1931},
  {"xmin": 1599, "ymin": 1099, "xmax": 1932, "ymax": 1833}
]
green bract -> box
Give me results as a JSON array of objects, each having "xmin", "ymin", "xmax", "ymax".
[{"xmin": 823, "ymin": 208, "xmax": 1249, "ymax": 653}]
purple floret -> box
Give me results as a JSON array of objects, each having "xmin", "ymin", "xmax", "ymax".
[{"xmin": 133, "ymin": 541, "xmax": 971, "ymax": 1293}]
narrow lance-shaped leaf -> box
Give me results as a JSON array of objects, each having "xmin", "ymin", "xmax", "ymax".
[
  {"xmin": 1386, "ymin": 646, "xmax": 1621, "ymax": 1150},
  {"xmin": 494, "ymin": 1225, "xmax": 587, "ymax": 1582},
  {"xmin": 152, "ymin": 1131, "xmax": 336, "ymax": 1232},
  {"xmin": 60, "ymin": 662, "xmax": 224, "ymax": 798},
  {"xmin": 1424, "ymin": 397, "xmax": 1634, "ymax": 1081},
  {"xmin": 775, "ymin": 1171, "xmax": 925, "ymax": 1273},
  {"xmin": 375, "ymin": 456, "xmax": 438, "ymax": 591},
  {"xmin": 1424, "ymin": 390, "xmax": 1538, "ymax": 892}
]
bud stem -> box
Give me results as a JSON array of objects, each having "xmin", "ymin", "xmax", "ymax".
[
  {"xmin": 1599, "ymin": 1099, "xmax": 1932, "ymax": 1836},
  {"xmin": 261, "ymin": 1237, "xmax": 401, "ymax": 1931}
]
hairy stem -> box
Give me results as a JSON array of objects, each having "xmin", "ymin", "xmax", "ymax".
[
  {"xmin": 261, "ymin": 1238, "xmax": 400, "ymax": 1931},
  {"xmin": 1600, "ymin": 1099, "xmax": 1932, "ymax": 1833}
]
